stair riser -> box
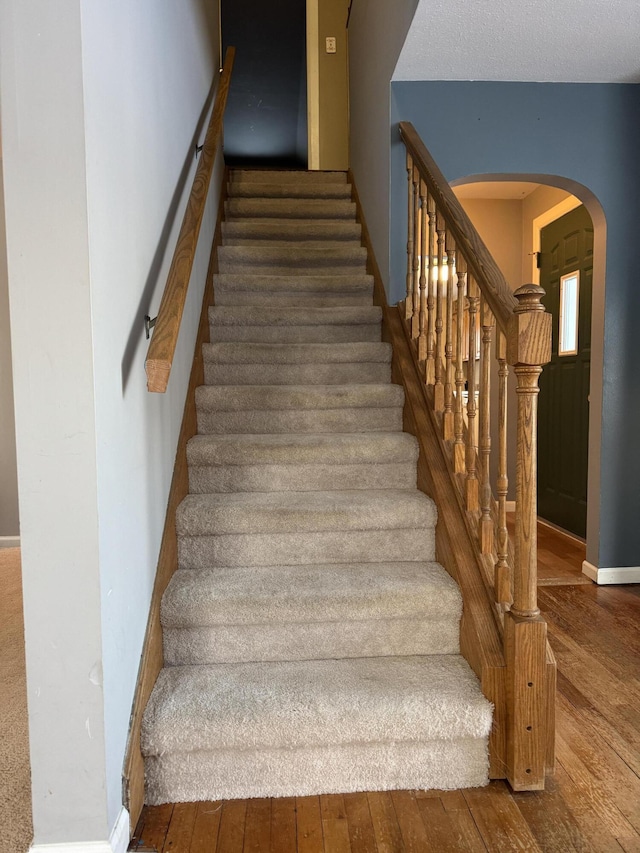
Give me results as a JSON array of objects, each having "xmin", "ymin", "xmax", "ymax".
[
  {"xmin": 209, "ymin": 325, "xmax": 382, "ymax": 344},
  {"xmin": 229, "ymin": 170, "xmax": 348, "ymax": 185},
  {"xmin": 218, "ymin": 263, "xmax": 368, "ymax": 276},
  {"xmin": 197, "ymin": 408, "xmax": 403, "ymax": 435},
  {"xmin": 226, "ymin": 200, "xmax": 356, "ymax": 220},
  {"xmin": 213, "ymin": 274, "xmax": 373, "ymax": 294},
  {"xmin": 215, "ymin": 293, "xmax": 372, "ymax": 307},
  {"xmin": 222, "ymin": 239, "xmax": 363, "ymax": 249},
  {"xmin": 222, "ymin": 228, "xmax": 361, "ymax": 243},
  {"xmin": 188, "ymin": 462, "xmax": 417, "ymax": 493},
  {"xmin": 145, "ymin": 738, "xmax": 489, "ymax": 805},
  {"xmin": 228, "ymin": 185, "xmax": 352, "ymax": 199},
  {"xmin": 163, "ymin": 618, "xmax": 460, "ymax": 666},
  {"xmin": 178, "ymin": 528, "xmax": 435, "ymax": 569},
  {"xmin": 203, "ymin": 363, "xmax": 391, "ymax": 386}
]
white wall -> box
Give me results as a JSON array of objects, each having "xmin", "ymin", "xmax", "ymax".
[
  {"xmin": 348, "ymin": 0, "xmax": 418, "ymax": 293},
  {"xmin": 80, "ymin": 1, "xmax": 220, "ymax": 833},
  {"xmin": 0, "ymin": 155, "xmax": 20, "ymax": 539},
  {"xmin": 0, "ymin": 0, "xmax": 220, "ymax": 845}
]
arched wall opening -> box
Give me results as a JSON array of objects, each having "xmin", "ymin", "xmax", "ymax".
[{"xmin": 449, "ymin": 173, "xmax": 606, "ymax": 578}]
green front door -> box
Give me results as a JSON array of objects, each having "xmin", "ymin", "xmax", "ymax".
[{"xmin": 538, "ymin": 205, "xmax": 593, "ymax": 538}]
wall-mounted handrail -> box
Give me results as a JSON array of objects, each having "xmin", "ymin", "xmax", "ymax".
[
  {"xmin": 398, "ymin": 121, "xmax": 554, "ymax": 793},
  {"xmin": 145, "ymin": 47, "xmax": 235, "ymax": 393},
  {"xmin": 399, "ymin": 122, "xmax": 517, "ymax": 334}
]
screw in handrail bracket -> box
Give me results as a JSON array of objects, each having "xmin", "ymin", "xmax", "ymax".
[{"xmin": 144, "ymin": 315, "xmax": 157, "ymax": 340}]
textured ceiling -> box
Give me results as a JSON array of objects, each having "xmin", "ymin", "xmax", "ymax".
[{"xmin": 393, "ymin": 0, "xmax": 640, "ymax": 83}]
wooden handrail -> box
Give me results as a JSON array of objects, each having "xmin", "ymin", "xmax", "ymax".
[
  {"xmin": 146, "ymin": 47, "xmax": 235, "ymax": 393},
  {"xmin": 399, "ymin": 122, "xmax": 517, "ymax": 333}
]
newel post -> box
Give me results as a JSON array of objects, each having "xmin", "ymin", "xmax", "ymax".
[{"xmin": 504, "ymin": 284, "xmax": 552, "ymax": 791}]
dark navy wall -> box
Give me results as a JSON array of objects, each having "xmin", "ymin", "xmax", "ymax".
[
  {"xmin": 222, "ymin": 0, "xmax": 307, "ymax": 167},
  {"xmin": 391, "ymin": 81, "xmax": 640, "ymax": 570}
]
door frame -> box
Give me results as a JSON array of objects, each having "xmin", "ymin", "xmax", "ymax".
[{"xmin": 306, "ymin": 0, "xmax": 320, "ymax": 169}]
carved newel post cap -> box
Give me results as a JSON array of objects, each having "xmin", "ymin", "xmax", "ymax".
[{"xmin": 513, "ymin": 284, "xmax": 546, "ymax": 313}]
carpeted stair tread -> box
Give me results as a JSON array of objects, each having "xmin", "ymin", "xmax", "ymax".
[
  {"xmin": 176, "ymin": 489, "xmax": 436, "ymax": 537},
  {"xmin": 186, "ymin": 432, "xmax": 418, "ymax": 492},
  {"xmin": 161, "ymin": 563, "xmax": 462, "ymax": 664},
  {"xmin": 217, "ymin": 246, "xmax": 367, "ymax": 275},
  {"xmin": 226, "ymin": 198, "xmax": 356, "ymax": 220},
  {"xmin": 213, "ymin": 274, "xmax": 373, "ymax": 294},
  {"xmin": 229, "ymin": 169, "xmax": 348, "ymax": 185},
  {"xmin": 213, "ymin": 273, "xmax": 374, "ymax": 307},
  {"xmin": 204, "ymin": 363, "xmax": 390, "ymax": 387},
  {"xmin": 209, "ymin": 305, "xmax": 381, "ymax": 327},
  {"xmin": 221, "ymin": 219, "xmax": 361, "ymax": 243},
  {"xmin": 186, "ymin": 432, "xmax": 417, "ymax": 466},
  {"xmin": 228, "ymin": 182, "xmax": 352, "ymax": 199},
  {"xmin": 195, "ymin": 384, "xmax": 404, "ymax": 435},
  {"xmin": 142, "ymin": 655, "xmax": 492, "ymax": 756},
  {"xmin": 162, "ymin": 562, "xmax": 460, "ymax": 628},
  {"xmin": 195, "ymin": 383, "xmax": 403, "ymax": 413},
  {"xmin": 209, "ymin": 306, "xmax": 382, "ymax": 343},
  {"xmin": 202, "ymin": 341, "xmax": 392, "ymax": 386},
  {"xmin": 203, "ymin": 341, "xmax": 391, "ymax": 365}
]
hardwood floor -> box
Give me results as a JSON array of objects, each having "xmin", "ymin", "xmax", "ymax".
[
  {"xmin": 131, "ymin": 527, "xmax": 640, "ymax": 853},
  {"xmin": 508, "ymin": 515, "xmax": 590, "ymax": 586},
  {"xmin": 0, "ymin": 547, "xmax": 32, "ymax": 853}
]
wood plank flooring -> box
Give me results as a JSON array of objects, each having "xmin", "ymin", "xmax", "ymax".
[
  {"xmin": 508, "ymin": 515, "xmax": 589, "ymax": 586},
  {"xmin": 131, "ymin": 526, "xmax": 640, "ymax": 853}
]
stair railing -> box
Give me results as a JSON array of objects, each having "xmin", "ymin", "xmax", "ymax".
[
  {"xmin": 399, "ymin": 121, "xmax": 553, "ymax": 791},
  {"xmin": 145, "ymin": 47, "xmax": 235, "ymax": 393}
]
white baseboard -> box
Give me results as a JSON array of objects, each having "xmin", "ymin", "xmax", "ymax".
[
  {"xmin": 582, "ymin": 560, "xmax": 640, "ymax": 585},
  {"xmin": 30, "ymin": 808, "xmax": 129, "ymax": 853},
  {"xmin": 0, "ymin": 535, "xmax": 20, "ymax": 549}
]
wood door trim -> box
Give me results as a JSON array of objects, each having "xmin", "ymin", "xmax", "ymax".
[{"xmin": 306, "ymin": 0, "xmax": 320, "ymax": 170}]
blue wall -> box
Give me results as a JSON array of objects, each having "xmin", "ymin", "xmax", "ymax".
[{"xmin": 391, "ymin": 82, "xmax": 640, "ymax": 570}]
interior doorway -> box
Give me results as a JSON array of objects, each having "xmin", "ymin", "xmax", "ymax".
[
  {"xmin": 451, "ymin": 176, "xmax": 606, "ymax": 575},
  {"xmin": 221, "ymin": 0, "xmax": 308, "ymax": 167}
]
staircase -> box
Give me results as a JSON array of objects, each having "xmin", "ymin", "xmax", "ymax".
[{"xmin": 141, "ymin": 169, "xmax": 493, "ymax": 805}]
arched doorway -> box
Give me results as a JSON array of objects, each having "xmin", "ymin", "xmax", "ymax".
[{"xmin": 450, "ymin": 175, "xmax": 606, "ymax": 578}]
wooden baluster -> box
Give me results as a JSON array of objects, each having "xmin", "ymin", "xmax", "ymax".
[
  {"xmin": 479, "ymin": 296, "xmax": 495, "ymax": 553},
  {"xmin": 425, "ymin": 196, "xmax": 437, "ymax": 383},
  {"xmin": 504, "ymin": 283, "xmax": 552, "ymax": 792},
  {"xmin": 443, "ymin": 236, "xmax": 456, "ymax": 440},
  {"xmin": 433, "ymin": 214, "xmax": 446, "ymax": 411},
  {"xmin": 411, "ymin": 166, "xmax": 421, "ymax": 339},
  {"xmin": 495, "ymin": 330, "xmax": 512, "ymax": 605},
  {"xmin": 405, "ymin": 153, "xmax": 414, "ymax": 322},
  {"xmin": 453, "ymin": 257, "xmax": 467, "ymax": 474},
  {"xmin": 465, "ymin": 276, "xmax": 480, "ymax": 511},
  {"xmin": 417, "ymin": 182, "xmax": 429, "ymax": 361}
]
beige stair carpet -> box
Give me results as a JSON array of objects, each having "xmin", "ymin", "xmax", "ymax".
[{"xmin": 142, "ymin": 168, "xmax": 493, "ymax": 805}]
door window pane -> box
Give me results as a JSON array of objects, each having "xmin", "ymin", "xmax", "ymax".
[{"xmin": 559, "ymin": 271, "xmax": 579, "ymax": 356}]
